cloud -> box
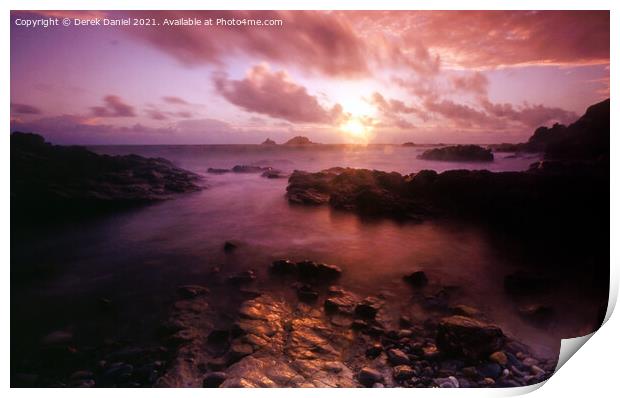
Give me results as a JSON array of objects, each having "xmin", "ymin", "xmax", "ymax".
[
  {"xmin": 91, "ymin": 95, "xmax": 136, "ymax": 117},
  {"xmin": 11, "ymin": 103, "xmax": 42, "ymax": 115},
  {"xmin": 370, "ymin": 92, "xmax": 427, "ymax": 129},
  {"xmin": 481, "ymin": 100, "xmax": 578, "ymax": 127},
  {"xmin": 146, "ymin": 109, "xmax": 168, "ymax": 121},
  {"xmin": 213, "ymin": 63, "xmax": 344, "ymax": 124},
  {"xmin": 10, "ymin": 114, "xmax": 241, "ymax": 145},
  {"xmin": 129, "ymin": 10, "xmax": 369, "ymax": 77},
  {"xmin": 451, "ymin": 72, "xmax": 489, "ymax": 96},
  {"xmin": 395, "ymin": 10, "xmax": 609, "ymax": 68},
  {"xmin": 162, "ymin": 96, "xmax": 190, "ymax": 105}
]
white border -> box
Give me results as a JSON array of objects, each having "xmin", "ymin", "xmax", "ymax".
[{"xmin": 4, "ymin": 1, "xmax": 617, "ymax": 397}]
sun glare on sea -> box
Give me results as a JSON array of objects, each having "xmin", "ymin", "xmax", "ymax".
[{"xmin": 339, "ymin": 117, "xmax": 373, "ymax": 144}]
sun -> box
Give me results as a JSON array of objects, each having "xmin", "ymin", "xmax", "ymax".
[
  {"xmin": 341, "ymin": 119, "xmax": 367, "ymax": 137},
  {"xmin": 339, "ymin": 117, "xmax": 374, "ymax": 143}
]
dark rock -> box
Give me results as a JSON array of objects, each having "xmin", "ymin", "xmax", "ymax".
[
  {"xmin": 231, "ymin": 165, "xmax": 266, "ymax": 173},
  {"xmin": 354, "ymin": 301, "xmax": 379, "ymax": 320},
  {"xmin": 477, "ymin": 363, "xmax": 502, "ymax": 379},
  {"xmin": 450, "ymin": 304, "xmax": 481, "ymax": 317},
  {"xmin": 223, "ymin": 241, "xmax": 237, "ymax": 252},
  {"xmin": 392, "ymin": 365, "xmax": 416, "ymax": 381},
  {"xmin": 357, "ymin": 367, "xmax": 383, "ymax": 387},
  {"xmin": 436, "ymin": 316, "xmax": 505, "ymax": 360},
  {"xmin": 177, "ymin": 285, "xmax": 209, "ymax": 299},
  {"xmin": 270, "ymin": 259, "xmax": 297, "ymax": 275},
  {"xmin": 296, "ymin": 285, "xmax": 319, "ymax": 302},
  {"xmin": 226, "ymin": 270, "xmax": 256, "ymax": 285},
  {"xmin": 284, "ymin": 136, "xmax": 314, "ymax": 146},
  {"xmin": 419, "ymin": 145, "xmax": 493, "ymax": 162},
  {"xmin": 365, "ymin": 344, "xmax": 382, "ymax": 359},
  {"xmin": 261, "ymin": 138, "xmax": 277, "ymax": 145},
  {"xmin": 11, "ymin": 132, "xmax": 203, "ymax": 221},
  {"xmin": 261, "ymin": 169, "xmax": 285, "ymax": 179},
  {"xmin": 387, "ymin": 348, "xmax": 410, "ymax": 365},
  {"xmin": 203, "ymin": 372, "xmax": 227, "ymax": 388},
  {"xmin": 207, "ymin": 168, "xmax": 230, "ymax": 174},
  {"xmin": 403, "ymin": 271, "xmax": 428, "ymax": 287},
  {"xmin": 297, "ymin": 260, "xmax": 342, "ymax": 281}
]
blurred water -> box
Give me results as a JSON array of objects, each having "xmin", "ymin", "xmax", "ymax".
[{"xmin": 12, "ymin": 145, "xmax": 600, "ymax": 365}]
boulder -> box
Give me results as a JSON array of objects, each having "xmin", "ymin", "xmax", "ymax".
[
  {"xmin": 419, "ymin": 145, "xmax": 493, "ymax": 162},
  {"xmin": 436, "ymin": 316, "xmax": 505, "ymax": 360},
  {"xmin": 296, "ymin": 261, "xmax": 342, "ymax": 281},
  {"xmin": 403, "ymin": 271, "xmax": 428, "ymax": 287},
  {"xmin": 357, "ymin": 367, "xmax": 383, "ymax": 387}
]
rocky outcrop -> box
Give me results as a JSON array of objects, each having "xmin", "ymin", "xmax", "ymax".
[
  {"xmin": 419, "ymin": 145, "xmax": 494, "ymax": 162},
  {"xmin": 261, "ymin": 138, "xmax": 277, "ymax": 145},
  {"xmin": 436, "ymin": 316, "xmax": 505, "ymax": 360},
  {"xmin": 489, "ymin": 98, "xmax": 609, "ymax": 159},
  {"xmin": 284, "ymin": 136, "xmax": 314, "ymax": 146},
  {"xmin": 11, "ymin": 132, "xmax": 202, "ymax": 221}
]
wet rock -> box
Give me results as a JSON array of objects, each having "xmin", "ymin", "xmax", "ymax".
[
  {"xmin": 365, "ymin": 344, "xmax": 382, "ymax": 359},
  {"xmin": 207, "ymin": 168, "xmax": 230, "ymax": 174},
  {"xmin": 403, "ymin": 271, "xmax": 428, "ymax": 287},
  {"xmin": 270, "ymin": 259, "xmax": 297, "ymax": 274},
  {"xmin": 477, "ymin": 363, "xmax": 502, "ymax": 379},
  {"xmin": 462, "ymin": 366, "xmax": 478, "ymax": 379},
  {"xmin": 226, "ymin": 270, "xmax": 256, "ymax": 285},
  {"xmin": 422, "ymin": 344, "xmax": 440, "ymax": 359},
  {"xmin": 177, "ymin": 285, "xmax": 209, "ymax": 299},
  {"xmin": 392, "ymin": 365, "xmax": 416, "ymax": 381},
  {"xmin": 489, "ymin": 351, "xmax": 508, "ymax": 365},
  {"xmin": 434, "ymin": 376, "xmax": 460, "ymax": 388},
  {"xmin": 358, "ymin": 367, "xmax": 383, "ymax": 387},
  {"xmin": 450, "ymin": 304, "xmax": 481, "ymax": 317},
  {"xmin": 228, "ymin": 342, "xmax": 254, "ymax": 362},
  {"xmin": 261, "ymin": 169, "xmax": 285, "ymax": 179},
  {"xmin": 436, "ymin": 316, "xmax": 505, "ymax": 360},
  {"xmin": 223, "ymin": 241, "xmax": 237, "ymax": 252},
  {"xmin": 419, "ymin": 145, "xmax": 493, "ymax": 162},
  {"xmin": 297, "ymin": 260, "xmax": 342, "ymax": 281},
  {"xmin": 12, "ymin": 132, "xmax": 203, "ymax": 222},
  {"xmin": 354, "ymin": 301, "xmax": 379, "ymax": 320},
  {"xmin": 296, "ymin": 285, "xmax": 319, "ymax": 303},
  {"xmin": 203, "ymin": 372, "xmax": 227, "ymax": 388},
  {"xmin": 232, "ymin": 165, "xmax": 267, "ymax": 173},
  {"xmin": 387, "ymin": 348, "xmax": 410, "ymax": 365}
]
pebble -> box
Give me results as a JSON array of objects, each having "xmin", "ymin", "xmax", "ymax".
[
  {"xmin": 489, "ymin": 351, "xmax": 508, "ymax": 365},
  {"xmin": 387, "ymin": 348, "xmax": 410, "ymax": 365},
  {"xmin": 358, "ymin": 367, "xmax": 383, "ymax": 387},
  {"xmin": 203, "ymin": 372, "xmax": 227, "ymax": 388},
  {"xmin": 477, "ymin": 363, "xmax": 502, "ymax": 379},
  {"xmin": 435, "ymin": 376, "xmax": 459, "ymax": 388},
  {"xmin": 393, "ymin": 365, "xmax": 416, "ymax": 381}
]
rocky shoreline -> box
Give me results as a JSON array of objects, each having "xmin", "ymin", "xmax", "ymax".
[{"xmin": 14, "ymin": 258, "xmax": 558, "ymax": 388}]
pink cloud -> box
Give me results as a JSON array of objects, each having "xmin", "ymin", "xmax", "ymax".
[
  {"xmin": 162, "ymin": 96, "xmax": 190, "ymax": 105},
  {"xmin": 91, "ymin": 95, "xmax": 136, "ymax": 117},
  {"xmin": 451, "ymin": 72, "xmax": 489, "ymax": 96},
  {"xmin": 11, "ymin": 103, "xmax": 42, "ymax": 115},
  {"xmin": 213, "ymin": 63, "xmax": 343, "ymax": 124},
  {"xmin": 131, "ymin": 10, "xmax": 369, "ymax": 77}
]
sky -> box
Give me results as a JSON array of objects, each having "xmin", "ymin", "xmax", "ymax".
[{"xmin": 10, "ymin": 10, "xmax": 610, "ymax": 145}]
